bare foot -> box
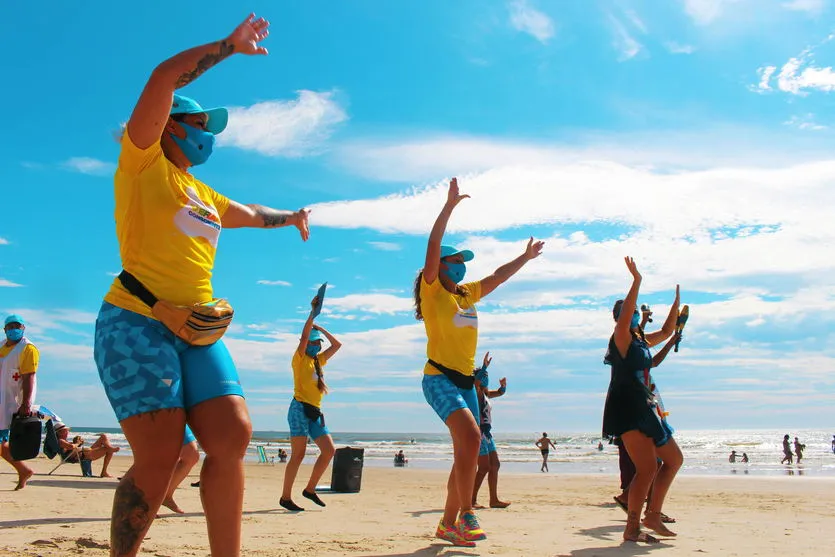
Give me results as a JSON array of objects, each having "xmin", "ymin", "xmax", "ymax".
[
  {"xmin": 472, "ymin": 503, "xmax": 486, "ymax": 509},
  {"xmin": 14, "ymin": 468, "xmax": 33, "ymax": 490},
  {"xmin": 490, "ymin": 500, "xmax": 511, "ymax": 508},
  {"xmin": 623, "ymin": 530, "xmax": 659, "ymax": 544},
  {"xmin": 100, "ymin": 472, "xmax": 114, "ymax": 478},
  {"xmin": 161, "ymin": 497, "xmax": 185, "ymax": 514},
  {"xmin": 643, "ymin": 512, "xmax": 677, "ymax": 537}
]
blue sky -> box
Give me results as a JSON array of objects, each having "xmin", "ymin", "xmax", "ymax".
[{"xmin": 2, "ymin": 0, "xmax": 835, "ymax": 433}]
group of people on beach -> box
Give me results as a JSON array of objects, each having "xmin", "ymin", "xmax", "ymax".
[
  {"xmin": 0, "ymin": 12, "xmax": 693, "ymax": 555},
  {"xmin": 781, "ymin": 435, "xmax": 806, "ymax": 464}
]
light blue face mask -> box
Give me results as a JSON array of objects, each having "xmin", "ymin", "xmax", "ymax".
[
  {"xmin": 631, "ymin": 312, "xmax": 640, "ymax": 329},
  {"xmin": 475, "ymin": 369, "xmax": 489, "ymax": 388},
  {"xmin": 5, "ymin": 328, "xmax": 23, "ymax": 342},
  {"xmin": 171, "ymin": 122, "xmax": 215, "ymax": 166},
  {"xmin": 443, "ymin": 262, "xmax": 467, "ymax": 284},
  {"xmin": 306, "ymin": 344, "xmax": 322, "ymax": 358}
]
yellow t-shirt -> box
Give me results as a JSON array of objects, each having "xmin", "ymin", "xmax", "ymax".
[
  {"xmin": 292, "ymin": 350, "xmax": 330, "ymax": 408},
  {"xmin": 420, "ymin": 276, "xmax": 483, "ymax": 376},
  {"xmin": 0, "ymin": 342, "xmax": 39, "ymax": 375},
  {"xmin": 103, "ymin": 131, "xmax": 231, "ymax": 318}
]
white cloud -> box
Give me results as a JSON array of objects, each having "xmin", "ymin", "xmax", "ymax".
[
  {"xmin": 623, "ymin": 9, "xmax": 648, "ymax": 34},
  {"xmin": 0, "ymin": 237, "xmax": 8, "ymax": 245},
  {"xmin": 682, "ymin": 0, "xmax": 743, "ymax": 25},
  {"xmin": 665, "ymin": 41, "xmax": 697, "ymax": 54},
  {"xmin": 0, "ymin": 278, "xmax": 22, "ymax": 288},
  {"xmin": 63, "ymin": 157, "xmax": 115, "ymax": 176},
  {"xmin": 609, "ymin": 15, "xmax": 643, "ymax": 61},
  {"xmin": 782, "ymin": 0, "xmax": 826, "ymax": 14},
  {"xmin": 367, "ymin": 241, "xmax": 402, "ymax": 251},
  {"xmin": 756, "ymin": 35, "xmax": 835, "ymax": 94},
  {"xmin": 508, "ymin": 0, "xmax": 555, "ymax": 43},
  {"xmin": 257, "ymin": 279, "xmax": 292, "ymax": 286},
  {"xmin": 221, "ymin": 91, "xmax": 348, "ymax": 157},
  {"xmin": 784, "ymin": 113, "xmax": 828, "ymax": 130},
  {"xmin": 326, "ymin": 293, "xmax": 413, "ymax": 316},
  {"xmin": 756, "ymin": 65, "xmax": 777, "ymax": 91}
]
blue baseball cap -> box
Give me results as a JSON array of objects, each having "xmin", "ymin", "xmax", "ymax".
[
  {"xmin": 171, "ymin": 94, "xmax": 228, "ymax": 135},
  {"xmin": 308, "ymin": 329, "xmax": 323, "ymax": 343},
  {"xmin": 4, "ymin": 314, "xmax": 24, "ymax": 326},
  {"xmin": 440, "ymin": 245, "xmax": 474, "ymax": 262}
]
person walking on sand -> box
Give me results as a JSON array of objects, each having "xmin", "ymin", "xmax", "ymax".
[
  {"xmin": 160, "ymin": 427, "xmax": 201, "ymax": 514},
  {"xmin": 794, "ymin": 437, "xmax": 805, "ymax": 464},
  {"xmin": 536, "ymin": 433, "xmax": 557, "ymax": 472},
  {"xmin": 93, "ymin": 14, "xmax": 313, "ymax": 557},
  {"xmin": 601, "ymin": 258, "xmax": 682, "ymax": 543},
  {"xmin": 0, "ymin": 314, "xmax": 38, "ymax": 490},
  {"xmin": 781, "ymin": 435, "xmax": 793, "ymax": 464},
  {"xmin": 414, "ymin": 177, "xmax": 543, "ymax": 547},
  {"xmin": 472, "ymin": 351, "xmax": 510, "ymax": 509},
  {"xmin": 280, "ymin": 300, "xmax": 342, "ymax": 512}
]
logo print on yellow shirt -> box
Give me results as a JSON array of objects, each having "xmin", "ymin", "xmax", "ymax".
[
  {"xmin": 452, "ymin": 306, "xmax": 478, "ymax": 329},
  {"xmin": 174, "ymin": 187, "xmax": 222, "ymax": 247}
]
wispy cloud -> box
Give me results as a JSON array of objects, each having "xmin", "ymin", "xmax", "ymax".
[
  {"xmin": 755, "ymin": 36, "xmax": 835, "ymax": 94},
  {"xmin": 63, "ymin": 157, "xmax": 116, "ymax": 176},
  {"xmin": 221, "ymin": 90, "xmax": 348, "ymax": 157},
  {"xmin": 0, "ymin": 237, "xmax": 8, "ymax": 245},
  {"xmin": 508, "ymin": 0, "xmax": 555, "ymax": 43},
  {"xmin": 683, "ymin": 0, "xmax": 744, "ymax": 25},
  {"xmin": 609, "ymin": 14, "xmax": 643, "ymax": 61},
  {"xmin": 325, "ymin": 293, "xmax": 413, "ymax": 316},
  {"xmin": 782, "ymin": 0, "xmax": 826, "ymax": 14},
  {"xmin": 257, "ymin": 279, "xmax": 292, "ymax": 287},
  {"xmin": 784, "ymin": 113, "xmax": 828, "ymax": 130},
  {"xmin": 367, "ymin": 241, "xmax": 402, "ymax": 251},
  {"xmin": 0, "ymin": 278, "xmax": 23, "ymax": 288},
  {"xmin": 665, "ymin": 41, "xmax": 697, "ymax": 54}
]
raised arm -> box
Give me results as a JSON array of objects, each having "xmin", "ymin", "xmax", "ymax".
[
  {"xmin": 296, "ymin": 297, "xmax": 319, "ymax": 358},
  {"xmin": 221, "ymin": 202, "xmax": 310, "ymax": 241},
  {"xmin": 424, "ymin": 178, "xmax": 469, "ymax": 285},
  {"xmin": 487, "ymin": 377, "xmax": 507, "ymax": 398},
  {"xmin": 480, "ymin": 237, "xmax": 544, "ymax": 298},
  {"xmin": 614, "ymin": 257, "xmax": 642, "ymax": 358},
  {"xmin": 128, "ymin": 14, "xmax": 269, "ymax": 149},
  {"xmin": 651, "ymin": 332, "xmax": 681, "ymax": 368},
  {"xmin": 315, "ymin": 324, "xmax": 342, "ymax": 361},
  {"xmin": 645, "ymin": 285, "xmax": 680, "ymax": 348}
]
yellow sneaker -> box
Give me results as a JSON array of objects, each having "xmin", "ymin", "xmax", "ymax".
[{"xmin": 456, "ymin": 510, "xmax": 487, "ymax": 541}]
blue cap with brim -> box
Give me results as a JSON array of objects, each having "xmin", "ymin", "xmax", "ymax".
[
  {"xmin": 440, "ymin": 245, "xmax": 474, "ymax": 262},
  {"xmin": 4, "ymin": 314, "xmax": 24, "ymax": 326},
  {"xmin": 171, "ymin": 94, "xmax": 228, "ymax": 135},
  {"xmin": 308, "ymin": 329, "xmax": 323, "ymax": 343}
]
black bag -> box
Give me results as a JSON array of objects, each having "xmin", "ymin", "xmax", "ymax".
[
  {"xmin": 297, "ymin": 399, "xmax": 326, "ymax": 427},
  {"xmin": 10, "ymin": 414, "xmax": 42, "ymax": 461},
  {"xmin": 427, "ymin": 359, "xmax": 475, "ymax": 390}
]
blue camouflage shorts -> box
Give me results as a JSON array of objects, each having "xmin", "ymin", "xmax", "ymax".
[
  {"xmin": 422, "ymin": 374, "xmax": 479, "ymax": 424},
  {"xmin": 94, "ymin": 302, "xmax": 244, "ymax": 422},
  {"xmin": 287, "ymin": 398, "xmax": 329, "ymax": 440}
]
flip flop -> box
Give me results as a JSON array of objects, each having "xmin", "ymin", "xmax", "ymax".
[{"xmin": 613, "ymin": 496, "xmax": 628, "ymax": 513}]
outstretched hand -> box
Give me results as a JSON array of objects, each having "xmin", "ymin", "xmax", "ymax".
[
  {"xmin": 524, "ymin": 237, "xmax": 545, "ymax": 260},
  {"xmin": 445, "ymin": 177, "xmax": 470, "ymax": 209},
  {"xmin": 482, "ymin": 351, "xmax": 492, "ymax": 369},
  {"xmin": 624, "ymin": 256, "xmax": 641, "ymax": 281},
  {"xmin": 227, "ymin": 14, "xmax": 270, "ymax": 55},
  {"xmin": 499, "ymin": 377, "xmax": 507, "ymax": 389},
  {"xmin": 310, "ymin": 296, "xmax": 320, "ymax": 311},
  {"xmin": 295, "ymin": 208, "xmax": 310, "ymax": 241},
  {"xmin": 674, "ymin": 284, "xmax": 680, "ymax": 304}
]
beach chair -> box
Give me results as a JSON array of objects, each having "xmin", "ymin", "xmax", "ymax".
[
  {"xmin": 256, "ymin": 445, "xmax": 274, "ymax": 465},
  {"xmin": 43, "ymin": 420, "xmax": 93, "ymax": 477}
]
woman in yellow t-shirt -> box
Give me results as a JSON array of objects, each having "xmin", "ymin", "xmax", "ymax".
[
  {"xmin": 414, "ymin": 178, "xmax": 544, "ymax": 547},
  {"xmin": 92, "ymin": 14, "xmax": 312, "ymax": 557},
  {"xmin": 280, "ymin": 297, "xmax": 342, "ymax": 511}
]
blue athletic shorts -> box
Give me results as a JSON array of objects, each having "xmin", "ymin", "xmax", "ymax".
[
  {"xmin": 479, "ymin": 431, "xmax": 496, "ymax": 456},
  {"xmin": 422, "ymin": 374, "xmax": 479, "ymax": 424},
  {"xmin": 183, "ymin": 425, "xmax": 196, "ymax": 446},
  {"xmin": 94, "ymin": 302, "xmax": 244, "ymax": 422},
  {"xmin": 287, "ymin": 398, "xmax": 329, "ymax": 440},
  {"xmin": 0, "ymin": 429, "xmax": 8, "ymax": 443}
]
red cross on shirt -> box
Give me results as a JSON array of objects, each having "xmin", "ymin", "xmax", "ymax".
[{"xmin": 12, "ymin": 372, "xmax": 20, "ymax": 381}]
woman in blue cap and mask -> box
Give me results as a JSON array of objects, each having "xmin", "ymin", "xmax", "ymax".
[
  {"xmin": 93, "ymin": 14, "xmax": 312, "ymax": 557},
  {"xmin": 413, "ymin": 177, "xmax": 543, "ymax": 547},
  {"xmin": 602, "ymin": 257, "xmax": 681, "ymax": 543},
  {"xmin": 471, "ymin": 351, "xmax": 510, "ymax": 509},
  {"xmin": 280, "ymin": 296, "xmax": 342, "ymax": 511}
]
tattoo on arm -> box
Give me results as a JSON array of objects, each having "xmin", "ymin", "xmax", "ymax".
[
  {"xmin": 175, "ymin": 40, "xmax": 236, "ymax": 88},
  {"xmin": 111, "ymin": 477, "xmax": 151, "ymax": 556},
  {"xmin": 252, "ymin": 205, "xmax": 293, "ymax": 228}
]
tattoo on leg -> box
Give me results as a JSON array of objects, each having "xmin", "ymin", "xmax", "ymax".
[
  {"xmin": 111, "ymin": 477, "xmax": 151, "ymax": 555},
  {"xmin": 252, "ymin": 205, "xmax": 292, "ymax": 228},
  {"xmin": 175, "ymin": 41, "xmax": 236, "ymax": 88}
]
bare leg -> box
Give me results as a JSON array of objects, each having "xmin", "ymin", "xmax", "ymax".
[
  {"xmin": 281, "ymin": 437, "xmax": 308, "ymax": 505},
  {"xmin": 303, "ymin": 434, "xmax": 335, "ymax": 493},
  {"xmin": 620, "ymin": 430, "xmax": 661, "ymax": 543},
  {"xmin": 110, "ymin": 409, "xmax": 185, "ymax": 557},
  {"xmin": 162, "ymin": 441, "xmax": 200, "ymax": 514},
  {"xmin": 643, "ymin": 438, "xmax": 682, "ymax": 537},
  {"xmin": 441, "ymin": 408, "xmax": 480, "ymax": 527},
  {"xmin": 487, "ymin": 451, "xmax": 509, "ymax": 508},
  {"xmin": 1, "ymin": 442, "xmax": 34, "ymax": 490},
  {"xmin": 189, "ymin": 396, "xmax": 252, "ymax": 557},
  {"xmin": 472, "ymin": 453, "xmax": 490, "ymax": 508}
]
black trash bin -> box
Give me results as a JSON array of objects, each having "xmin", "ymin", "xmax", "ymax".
[{"xmin": 331, "ymin": 447, "xmax": 364, "ymax": 493}]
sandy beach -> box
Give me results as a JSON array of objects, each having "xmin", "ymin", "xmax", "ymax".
[{"xmin": 0, "ymin": 454, "xmax": 831, "ymax": 556}]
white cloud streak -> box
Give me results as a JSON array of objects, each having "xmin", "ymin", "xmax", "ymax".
[
  {"xmin": 0, "ymin": 237, "xmax": 8, "ymax": 245},
  {"xmin": 508, "ymin": 0, "xmax": 555, "ymax": 43},
  {"xmin": 609, "ymin": 15, "xmax": 643, "ymax": 61},
  {"xmin": 63, "ymin": 157, "xmax": 116, "ymax": 176},
  {"xmin": 782, "ymin": 0, "xmax": 826, "ymax": 14},
  {"xmin": 756, "ymin": 35, "xmax": 835, "ymax": 94},
  {"xmin": 665, "ymin": 41, "xmax": 697, "ymax": 54},
  {"xmin": 682, "ymin": 0, "xmax": 744, "ymax": 25},
  {"xmin": 0, "ymin": 278, "xmax": 23, "ymax": 288},
  {"xmin": 367, "ymin": 241, "xmax": 402, "ymax": 251},
  {"xmin": 221, "ymin": 91, "xmax": 348, "ymax": 157},
  {"xmin": 257, "ymin": 280, "xmax": 292, "ymax": 286}
]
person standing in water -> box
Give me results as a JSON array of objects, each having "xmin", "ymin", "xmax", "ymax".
[
  {"xmin": 414, "ymin": 177, "xmax": 543, "ymax": 547},
  {"xmin": 601, "ymin": 257, "xmax": 682, "ymax": 543},
  {"xmin": 535, "ymin": 433, "xmax": 557, "ymax": 472},
  {"xmin": 281, "ymin": 298, "xmax": 342, "ymax": 511},
  {"xmin": 781, "ymin": 435, "xmax": 793, "ymax": 464},
  {"xmin": 472, "ymin": 352, "xmax": 510, "ymax": 509},
  {"xmin": 794, "ymin": 437, "xmax": 805, "ymax": 464}
]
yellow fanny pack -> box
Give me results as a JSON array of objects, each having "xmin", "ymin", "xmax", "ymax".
[{"xmin": 118, "ymin": 270, "xmax": 233, "ymax": 346}]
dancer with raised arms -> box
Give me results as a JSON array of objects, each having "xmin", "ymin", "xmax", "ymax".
[
  {"xmin": 93, "ymin": 13, "xmax": 311, "ymax": 556},
  {"xmin": 413, "ymin": 177, "xmax": 543, "ymax": 547}
]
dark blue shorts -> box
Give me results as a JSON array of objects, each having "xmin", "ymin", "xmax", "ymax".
[{"xmin": 94, "ymin": 302, "xmax": 244, "ymax": 422}]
